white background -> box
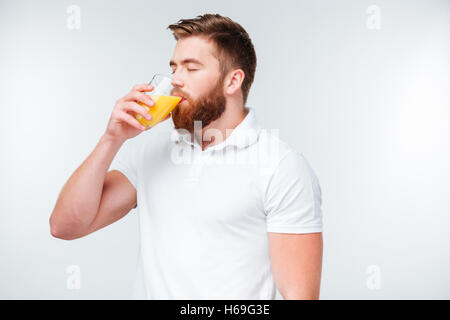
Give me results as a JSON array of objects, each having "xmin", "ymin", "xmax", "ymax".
[{"xmin": 1, "ymin": 0, "xmax": 449, "ymax": 299}]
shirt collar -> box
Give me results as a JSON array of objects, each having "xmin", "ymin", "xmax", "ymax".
[{"xmin": 170, "ymin": 107, "xmax": 262, "ymax": 151}]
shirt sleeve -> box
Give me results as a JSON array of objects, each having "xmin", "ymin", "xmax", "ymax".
[
  {"xmin": 109, "ymin": 139, "xmax": 138, "ymax": 190},
  {"xmin": 264, "ymin": 150, "xmax": 323, "ymax": 234}
]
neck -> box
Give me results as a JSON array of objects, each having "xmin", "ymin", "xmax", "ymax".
[{"xmin": 194, "ymin": 103, "xmax": 249, "ymax": 151}]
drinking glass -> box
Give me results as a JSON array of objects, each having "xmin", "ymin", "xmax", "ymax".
[{"xmin": 134, "ymin": 74, "xmax": 182, "ymax": 128}]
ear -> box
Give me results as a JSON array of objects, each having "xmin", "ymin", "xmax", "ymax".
[{"xmin": 224, "ymin": 69, "xmax": 245, "ymax": 96}]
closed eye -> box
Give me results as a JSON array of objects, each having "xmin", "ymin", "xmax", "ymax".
[{"xmin": 171, "ymin": 69, "xmax": 198, "ymax": 74}]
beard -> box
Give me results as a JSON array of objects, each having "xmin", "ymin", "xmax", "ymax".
[{"xmin": 171, "ymin": 76, "xmax": 226, "ymax": 136}]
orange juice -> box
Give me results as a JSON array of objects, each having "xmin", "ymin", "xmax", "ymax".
[{"xmin": 135, "ymin": 95, "xmax": 182, "ymax": 128}]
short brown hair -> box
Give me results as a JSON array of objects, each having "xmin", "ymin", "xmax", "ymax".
[{"xmin": 167, "ymin": 14, "xmax": 257, "ymax": 105}]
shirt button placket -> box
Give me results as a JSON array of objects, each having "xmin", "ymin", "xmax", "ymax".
[{"xmin": 187, "ymin": 146, "xmax": 203, "ymax": 183}]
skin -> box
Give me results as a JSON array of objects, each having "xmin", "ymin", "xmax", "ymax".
[
  {"xmin": 50, "ymin": 35, "xmax": 323, "ymax": 300},
  {"xmin": 268, "ymin": 232, "xmax": 323, "ymax": 299}
]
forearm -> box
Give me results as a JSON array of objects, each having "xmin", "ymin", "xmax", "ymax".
[{"xmin": 49, "ymin": 134, "xmax": 124, "ymax": 237}]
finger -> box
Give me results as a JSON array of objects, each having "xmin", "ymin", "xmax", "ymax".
[
  {"xmin": 118, "ymin": 110, "xmax": 147, "ymax": 131},
  {"xmin": 132, "ymin": 83, "xmax": 154, "ymax": 92},
  {"xmin": 125, "ymin": 91, "xmax": 155, "ymax": 107},
  {"xmin": 122, "ymin": 101, "xmax": 152, "ymax": 121}
]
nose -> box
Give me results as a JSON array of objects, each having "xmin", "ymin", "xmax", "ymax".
[{"xmin": 171, "ymin": 73, "xmax": 184, "ymax": 88}]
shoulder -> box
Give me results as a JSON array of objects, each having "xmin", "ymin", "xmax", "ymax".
[
  {"xmin": 254, "ymin": 129, "xmax": 320, "ymax": 187},
  {"xmin": 255, "ymin": 129, "xmax": 302, "ymax": 173}
]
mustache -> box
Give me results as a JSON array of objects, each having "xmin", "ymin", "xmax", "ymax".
[{"xmin": 172, "ymin": 90, "xmax": 191, "ymax": 100}]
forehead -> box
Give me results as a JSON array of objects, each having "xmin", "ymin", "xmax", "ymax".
[{"xmin": 170, "ymin": 36, "xmax": 218, "ymax": 66}]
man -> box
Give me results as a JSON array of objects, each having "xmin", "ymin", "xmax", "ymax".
[{"xmin": 49, "ymin": 14, "xmax": 323, "ymax": 300}]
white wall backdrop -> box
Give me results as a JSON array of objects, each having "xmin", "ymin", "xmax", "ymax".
[{"xmin": 1, "ymin": 0, "xmax": 449, "ymax": 299}]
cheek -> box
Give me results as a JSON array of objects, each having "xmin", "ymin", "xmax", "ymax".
[
  {"xmin": 187, "ymin": 70, "xmax": 219, "ymax": 100},
  {"xmin": 198, "ymin": 80, "xmax": 218, "ymax": 95}
]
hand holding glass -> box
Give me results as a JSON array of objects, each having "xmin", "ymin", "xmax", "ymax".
[{"xmin": 134, "ymin": 74, "xmax": 181, "ymax": 128}]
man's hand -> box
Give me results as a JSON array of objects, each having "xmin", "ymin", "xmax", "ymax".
[{"xmin": 104, "ymin": 84, "xmax": 158, "ymax": 143}]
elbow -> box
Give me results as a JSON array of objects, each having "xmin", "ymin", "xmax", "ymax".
[
  {"xmin": 50, "ymin": 225, "xmax": 72, "ymax": 240},
  {"xmin": 49, "ymin": 213, "xmax": 83, "ymax": 240},
  {"xmin": 49, "ymin": 221, "xmax": 74, "ymax": 240}
]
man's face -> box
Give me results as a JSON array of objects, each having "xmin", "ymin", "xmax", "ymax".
[{"xmin": 169, "ymin": 36, "xmax": 227, "ymax": 134}]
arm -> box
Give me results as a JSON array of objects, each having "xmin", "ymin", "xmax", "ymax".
[
  {"xmin": 49, "ymin": 135, "xmax": 135, "ymax": 240},
  {"xmin": 268, "ymin": 232, "xmax": 323, "ymax": 300},
  {"xmin": 49, "ymin": 83, "xmax": 159, "ymax": 240}
]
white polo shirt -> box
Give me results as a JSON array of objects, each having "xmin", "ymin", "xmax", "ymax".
[{"xmin": 109, "ymin": 107, "xmax": 323, "ymax": 299}]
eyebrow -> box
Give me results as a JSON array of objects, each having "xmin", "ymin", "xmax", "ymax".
[{"xmin": 169, "ymin": 58, "xmax": 204, "ymax": 67}]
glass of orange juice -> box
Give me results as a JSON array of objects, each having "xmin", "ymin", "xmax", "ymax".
[{"xmin": 134, "ymin": 74, "xmax": 182, "ymax": 128}]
